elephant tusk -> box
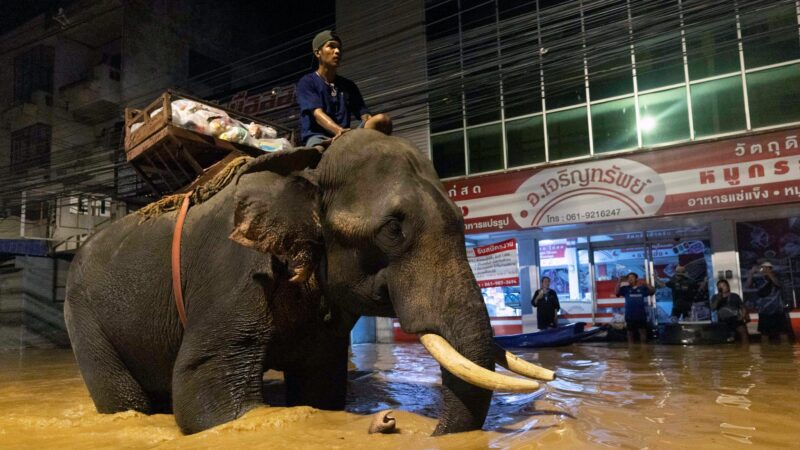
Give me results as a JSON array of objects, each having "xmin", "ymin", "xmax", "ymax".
[
  {"xmin": 419, "ymin": 334, "xmax": 539, "ymax": 393},
  {"xmin": 492, "ymin": 344, "xmax": 555, "ymax": 381}
]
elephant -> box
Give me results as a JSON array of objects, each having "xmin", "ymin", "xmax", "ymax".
[{"xmin": 64, "ymin": 129, "xmax": 553, "ymax": 435}]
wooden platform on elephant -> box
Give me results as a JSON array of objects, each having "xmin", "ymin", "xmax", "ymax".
[{"xmin": 124, "ymin": 91, "xmax": 294, "ymax": 197}]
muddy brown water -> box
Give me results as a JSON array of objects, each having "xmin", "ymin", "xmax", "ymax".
[{"xmin": 1, "ymin": 342, "xmax": 799, "ymax": 449}]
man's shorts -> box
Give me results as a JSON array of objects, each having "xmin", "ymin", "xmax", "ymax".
[{"xmin": 626, "ymin": 319, "xmax": 648, "ymax": 331}]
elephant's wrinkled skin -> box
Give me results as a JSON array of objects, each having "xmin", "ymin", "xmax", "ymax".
[{"xmin": 65, "ymin": 129, "xmax": 510, "ymax": 435}]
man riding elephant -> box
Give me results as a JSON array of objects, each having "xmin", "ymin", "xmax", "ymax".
[{"xmin": 65, "ymin": 129, "xmax": 553, "ymax": 435}]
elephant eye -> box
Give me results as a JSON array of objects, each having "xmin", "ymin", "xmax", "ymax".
[{"xmin": 378, "ymin": 218, "xmax": 405, "ymax": 246}]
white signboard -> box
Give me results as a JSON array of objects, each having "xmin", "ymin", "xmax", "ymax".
[{"xmin": 467, "ymin": 239, "xmax": 520, "ymax": 288}]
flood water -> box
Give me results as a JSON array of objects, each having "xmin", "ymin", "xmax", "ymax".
[{"xmin": 1, "ymin": 342, "xmax": 799, "ymax": 449}]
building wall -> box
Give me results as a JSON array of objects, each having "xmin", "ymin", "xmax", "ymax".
[
  {"xmin": 0, "ymin": 256, "xmax": 69, "ymax": 349},
  {"xmin": 0, "ymin": 0, "xmax": 251, "ymax": 350},
  {"xmin": 336, "ymin": 0, "xmax": 430, "ymax": 156}
]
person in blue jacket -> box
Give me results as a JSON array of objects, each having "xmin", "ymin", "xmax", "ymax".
[
  {"xmin": 616, "ymin": 272, "xmax": 655, "ymax": 344},
  {"xmin": 296, "ymin": 30, "xmax": 392, "ymax": 147}
]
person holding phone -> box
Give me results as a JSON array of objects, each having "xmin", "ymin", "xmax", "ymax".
[
  {"xmin": 711, "ymin": 279, "xmax": 749, "ymax": 344},
  {"xmin": 532, "ymin": 276, "xmax": 560, "ymax": 330}
]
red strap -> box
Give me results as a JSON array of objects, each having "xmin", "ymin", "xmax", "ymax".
[{"xmin": 172, "ymin": 192, "xmax": 192, "ymax": 328}]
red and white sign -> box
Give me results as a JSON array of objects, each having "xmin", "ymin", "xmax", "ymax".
[
  {"xmin": 467, "ymin": 239, "xmax": 520, "ymax": 288},
  {"xmin": 448, "ymin": 128, "xmax": 800, "ymax": 234}
]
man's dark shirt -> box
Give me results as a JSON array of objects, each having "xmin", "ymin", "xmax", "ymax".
[
  {"xmin": 296, "ymin": 72, "xmax": 370, "ymax": 144},
  {"xmin": 532, "ymin": 288, "xmax": 560, "ymax": 329},
  {"xmin": 666, "ymin": 275, "xmax": 698, "ymax": 308},
  {"xmin": 617, "ymin": 285, "xmax": 651, "ymax": 321}
]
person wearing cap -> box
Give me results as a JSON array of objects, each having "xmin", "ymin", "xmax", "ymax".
[
  {"xmin": 746, "ymin": 261, "xmax": 789, "ymax": 341},
  {"xmin": 296, "ymin": 30, "xmax": 392, "ymax": 147},
  {"xmin": 657, "ymin": 265, "xmax": 699, "ymax": 322}
]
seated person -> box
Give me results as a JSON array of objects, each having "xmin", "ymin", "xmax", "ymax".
[
  {"xmin": 710, "ymin": 279, "xmax": 749, "ymax": 343},
  {"xmin": 296, "ymin": 30, "xmax": 392, "ymax": 147}
]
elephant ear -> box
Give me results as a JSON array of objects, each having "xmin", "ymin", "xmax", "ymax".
[{"xmin": 229, "ymin": 147, "xmax": 323, "ymax": 283}]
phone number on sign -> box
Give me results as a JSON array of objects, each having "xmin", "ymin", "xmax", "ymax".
[{"xmin": 545, "ymin": 208, "xmax": 622, "ymax": 224}]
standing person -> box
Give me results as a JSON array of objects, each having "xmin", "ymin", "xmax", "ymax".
[
  {"xmin": 616, "ymin": 273, "xmax": 655, "ymax": 344},
  {"xmin": 657, "ymin": 265, "xmax": 698, "ymax": 322},
  {"xmin": 295, "ymin": 30, "xmax": 392, "ymax": 147},
  {"xmin": 710, "ymin": 279, "xmax": 749, "ymax": 344},
  {"xmin": 746, "ymin": 262, "xmax": 789, "ymax": 342},
  {"xmin": 531, "ymin": 276, "xmax": 560, "ymax": 330}
]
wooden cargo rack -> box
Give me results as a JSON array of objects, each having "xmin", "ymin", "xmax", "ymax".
[{"xmin": 124, "ymin": 90, "xmax": 294, "ymax": 196}]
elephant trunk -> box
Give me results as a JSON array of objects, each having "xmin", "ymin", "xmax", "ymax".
[
  {"xmin": 430, "ymin": 305, "xmax": 495, "ymax": 435},
  {"xmin": 390, "ymin": 242, "xmax": 546, "ymax": 434}
]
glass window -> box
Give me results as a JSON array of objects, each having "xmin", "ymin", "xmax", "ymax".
[
  {"xmin": 431, "ymin": 131, "xmax": 465, "ymax": 178},
  {"xmin": 502, "ymin": 63, "xmax": 542, "ymax": 118},
  {"xmin": 736, "ymin": 218, "xmax": 800, "ymax": 310},
  {"xmin": 638, "ymin": 87, "xmax": 690, "ymax": 146},
  {"xmin": 632, "ymin": 2, "xmax": 685, "ymax": 91},
  {"xmin": 506, "ymin": 115, "xmax": 545, "ymax": 167},
  {"xmin": 461, "ymin": 0, "xmax": 501, "ymax": 125},
  {"xmin": 429, "ymin": 85, "xmax": 464, "ymax": 133},
  {"xmin": 426, "ymin": 3, "xmax": 462, "ymax": 133},
  {"xmin": 690, "ymin": 75, "xmax": 745, "ymax": 137},
  {"xmin": 467, "ymin": 123, "xmax": 504, "ymax": 173},
  {"xmin": 740, "ymin": 2, "xmax": 800, "ymax": 69},
  {"xmin": 498, "ymin": 1, "xmax": 541, "ymax": 117},
  {"xmin": 747, "ymin": 63, "xmax": 800, "ymax": 128},
  {"xmin": 540, "ymin": 0, "xmax": 586, "ymax": 109},
  {"xmin": 584, "ymin": 0, "xmax": 634, "ymax": 100},
  {"xmin": 10, "ymin": 123, "xmax": 52, "ymax": 172},
  {"xmin": 538, "ymin": 238, "xmax": 592, "ymax": 303},
  {"xmin": 464, "ymin": 69, "xmax": 502, "ymax": 126},
  {"xmin": 591, "ymin": 97, "xmax": 637, "ymax": 153},
  {"xmin": 547, "ymin": 107, "xmax": 590, "ymax": 160},
  {"xmin": 684, "ymin": 0, "xmax": 740, "ymax": 80},
  {"xmin": 13, "ymin": 45, "xmax": 54, "ymax": 104}
]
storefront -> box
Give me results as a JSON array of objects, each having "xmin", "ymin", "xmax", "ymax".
[{"xmin": 451, "ymin": 127, "xmax": 800, "ymax": 336}]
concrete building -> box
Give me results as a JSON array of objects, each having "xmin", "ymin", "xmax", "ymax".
[{"xmin": 0, "ymin": 0, "xmax": 269, "ymax": 349}]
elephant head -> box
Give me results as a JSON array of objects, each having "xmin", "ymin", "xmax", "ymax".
[{"xmin": 229, "ymin": 129, "xmax": 552, "ymax": 434}]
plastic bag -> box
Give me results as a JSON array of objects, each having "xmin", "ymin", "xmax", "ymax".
[{"xmin": 255, "ymin": 138, "xmax": 292, "ymax": 152}]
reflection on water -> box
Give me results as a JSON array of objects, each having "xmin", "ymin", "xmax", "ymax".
[{"xmin": 1, "ymin": 342, "xmax": 799, "ymax": 449}]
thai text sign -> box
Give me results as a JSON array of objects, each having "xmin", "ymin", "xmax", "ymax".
[
  {"xmin": 467, "ymin": 239, "xmax": 520, "ymax": 288},
  {"xmin": 447, "ymin": 128, "xmax": 800, "ymax": 234}
]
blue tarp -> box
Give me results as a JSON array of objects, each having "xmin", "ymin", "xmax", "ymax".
[{"xmin": 0, "ymin": 239, "xmax": 49, "ymax": 257}]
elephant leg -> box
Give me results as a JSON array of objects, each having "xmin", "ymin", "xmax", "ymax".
[
  {"xmin": 171, "ymin": 329, "xmax": 267, "ymax": 434},
  {"xmin": 66, "ymin": 306, "xmax": 154, "ymax": 414},
  {"xmin": 284, "ymin": 339, "xmax": 348, "ymax": 410}
]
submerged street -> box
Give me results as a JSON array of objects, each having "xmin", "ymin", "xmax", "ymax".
[{"xmin": 2, "ymin": 342, "xmax": 799, "ymax": 449}]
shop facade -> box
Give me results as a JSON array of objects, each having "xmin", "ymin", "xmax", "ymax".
[
  {"xmin": 404, "ymin": 0, "xmax": 800, "ymax": 338},
  {"xmin": 449, "ymin": 127, "xmax": 800, "ymax": 335}
]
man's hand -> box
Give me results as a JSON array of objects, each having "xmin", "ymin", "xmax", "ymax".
[{"xmin": 332, "ymin": 128, "xmax": 351, "ymax": 142}]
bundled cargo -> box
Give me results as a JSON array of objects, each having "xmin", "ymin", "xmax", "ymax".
[{"xmin": 124, "ymin": 91, "xmax": 293, "ymax": 196}]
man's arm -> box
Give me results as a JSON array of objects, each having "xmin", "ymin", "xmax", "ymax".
[
  {"xmin": 313, "ymin": 108, "xmax": 349, "ymax": 139},
  {"xmin": 710, "ymin": 293, "xmax": 721, "ymax": 310},
  {"xmin": 744, "ymin": 266, "xmax": 757, "ymax": 288},
  {"xmin": 765, "ymin": 271, "xmax": 782, "ymax": 287}
]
